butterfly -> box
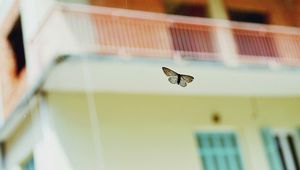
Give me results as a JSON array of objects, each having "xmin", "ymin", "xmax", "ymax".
[{"xmin": 162, "ymin": 67, "xmax": 194, "ymax": 87}]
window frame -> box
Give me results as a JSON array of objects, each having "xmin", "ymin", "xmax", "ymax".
[{"xmin": 272, "ymin": 128, "xmax": 300, "ymax": 170}]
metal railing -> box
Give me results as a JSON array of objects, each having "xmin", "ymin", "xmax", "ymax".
[{"xmin": 30, "ymin": 3, "xmax": 300, "ymax": 68}]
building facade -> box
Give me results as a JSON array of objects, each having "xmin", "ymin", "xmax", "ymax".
[{"xmin": 1, "ymin": 0, "xmax": 300, "ymax": 170}]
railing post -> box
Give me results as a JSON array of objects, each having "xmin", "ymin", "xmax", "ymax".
[
  {"xmin": 215, "ymin": 24, "xmax": 239, "ymax": 66},
  {"xmin": 208, "ymin": 0, "xmax": 239, "ymax": 66}
]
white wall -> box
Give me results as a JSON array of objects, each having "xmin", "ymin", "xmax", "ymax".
[
  {"xmin": 0, "ymin": 0, "xmax": 19, "ymax": 36},
  {"xmin": 2, "ymin": 91, "xmax": 300, "ymax": 170},
  {"xmin": 20, "ymin": 0, "xmax": 88, "ymax": 42},
  {"xmin": 20, "ymin": 0, "xmax": 85, "ymax": 85},
  {"xmin": 43, "ymin": 91, "xmax": 300, "ymax": 170},
  {"xmin": 4, "ymin": 106, "xmax": 43, "ymax": 170}
]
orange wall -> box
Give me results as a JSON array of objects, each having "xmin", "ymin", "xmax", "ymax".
[
  {"xmin": 293, "ymin": 0, "xmax": 300, "ymax": 26},
  {"xmin": 90, "ymin": 0, "xmax": 208, "ymax": 12},
  {"xmin": 90, "ymin": 0, "xmax": 165, "ymax": 12},
  {"xmin": 90, "ymin": 0, "xmax": 300, "ymax": 27},
  {"xmin": 0, "ymin": 38, "xmax": 27, "ymax": 118},
  {"xmin": 223, "ymin": 0, "xmax": 298, "ymax": 26}
]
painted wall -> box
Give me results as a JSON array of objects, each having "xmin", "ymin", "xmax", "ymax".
[
  {"xmin": 90, "ymin": 0, "xmax": 165, "ymax": 12},
  {"xmin": 2, "ymin": 92, "xmax": 300, "ymax": 170},
  {"xmin": 89, "ymin": 0, "xmax": 300, "ymax": 26},
  {"xmin": 0, "ymin": 0, "xmax": 27, "ymax": 120},
  {"xmin": 44, "ymin": 91, "xmax": 300, "ymax": 170},
  {"xmin": 0, "ymin": 37, "xmax": 27, "ymax": 119},
  {"xmin": 223, "ymin": 0, "xmax": 299, "ymax": 26}
]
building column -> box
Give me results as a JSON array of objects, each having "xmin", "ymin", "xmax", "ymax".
[
  {"xmin": 34, "ymin": 93, "xmax": 65, "ymax": 170},
  {"xmin": 207, "ymin": 0, "xmax": 239, "ymax": 66},
  {"xmin": 207, "ymin": 0, "xmax": 228, "ymax": 19}
]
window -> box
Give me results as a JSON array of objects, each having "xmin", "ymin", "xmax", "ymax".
[
  {"xmin": 196, "ymin": 132, "xmax": 244, "ymax": 170},
  {"xmin": 7, "ymin": 16, "xmax": 26, "ymax": 76},
  {"xmin": 261, "ymin": 128, "xmax": 300, "ymax": 170},
  {"xmin": 228, "ymin": 9, "xmax": 269, "ymax": 24},
  {"xmin": 166, "ymin": 3, "xmax": 209, "ymax": 18},
  {"xmin": 22, "ymin": 156, "xmax": 35, "ymax": 170}
]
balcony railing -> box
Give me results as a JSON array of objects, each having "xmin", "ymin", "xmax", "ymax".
[{"xmin": 30, "ymin": 3, "xmax": 300, "ymax": 72}]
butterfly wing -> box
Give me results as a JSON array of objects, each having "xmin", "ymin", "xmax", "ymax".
[
  {"xmin": 162, "ymin": 67, "xmax": 178, "ymax": 76},
  {"xmin": 179, "ymin": 79, "xmax": 187, "ymax": 87},
  {"xmin": 181, "ymin": 74, "xmax": 194, "ymax": 83},
  {"xmin": 168, "ymin": 76, "xmax": 178, "ymax": 84},
  {"xmin": 178, "ymin": 75, "xmax": 194, "ymax": 87}
]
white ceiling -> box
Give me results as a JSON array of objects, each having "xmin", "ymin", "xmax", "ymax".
[{"xmin": 43, "ymin": 55, "xmax": 300, "ymax": 96}]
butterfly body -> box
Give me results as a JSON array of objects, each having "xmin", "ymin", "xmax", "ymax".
[
  {"xmin": 177, "ymin": 75, "xmax": 181, "ymax": 84},
  {"xmin": 162, "ymin": 67, "xmax": 194, "ymax": 87}
]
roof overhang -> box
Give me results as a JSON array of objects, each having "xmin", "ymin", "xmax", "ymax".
[{"xmin": 44, "ymin": 54, "xmax": 300, "ymax": 96}]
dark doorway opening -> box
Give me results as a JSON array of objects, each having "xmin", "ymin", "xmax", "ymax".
[
  {"xmin": 7, "ymin": 16, "xmax": 26, "ymax": 77},
  {"xmin": 228, "ymin": 9, "xmax": 269, "ymax": 24}
]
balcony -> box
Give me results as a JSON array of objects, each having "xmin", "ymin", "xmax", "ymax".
[
  {"xmin": 29, "ymin": 3, "xmax": 300, "ymax": 70},
  {"xmin": 23, "ymin": 3, "xmax": 300, "ymax": 96}
]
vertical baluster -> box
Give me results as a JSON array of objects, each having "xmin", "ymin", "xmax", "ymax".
[
  {"xmin": 180, "ymin": 24, "xmax": 188, "ymax": 54},
  {"xmin": 244, "ymin": 31, "xmax": 253, "ymax": 59},
  {"xmin": 106, "ymin": 17, "xmax": 114, "ymax": 48},
  {"xmin": 186, "ymin": 24, "xmax": 194, "ymax": 54},
  {"xmin": 137, "ymin": 20, "xmax": 146, "ymax": 50},
  {"xmin": 101, "ymin": 16, "xmax": 110, "ymax": 50},
  {"xmin": 122, "ymin": 17, "xmax": 130, "ymax": 50},
  {"xmin": 166, "ymin": 22, "xmax": 176, "ymax": 57},
  {"xmin": 94, "ymin": 15, "xmax": 102, "ymax": 50},
  {"xmin": 155, "ymin": 21, "xmax": 164, "ymax": 54},
  {"xmin": 173, "ymin": 24, "xmax": 182, "ymax": 53},
  {"xmin": 202, "ymin": 27, "xmax": 209, "ymax": 54},
  {"xmin": 194, "ymin": 27, "xmax": 204, "ymax": 55},
  {"xmin": 146, "ymin": 21, "xmax": 156, "ymax": 51},
  {"xmin": 134, "ymin": 19, "xmax": 144, "ymax": 54},
  {"xmin": 265, "ymin": 33, "xmax": 275, "ymax": 59},
  {"xmin": 159, "ymin": 22, "xmax": 169, "ymax": 54}
]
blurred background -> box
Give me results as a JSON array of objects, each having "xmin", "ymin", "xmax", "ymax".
[{"xmin": 1, "ymin": 0, "xmax": 300, "ymax": 170}]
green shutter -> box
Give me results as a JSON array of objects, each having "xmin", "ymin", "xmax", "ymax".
[
  {"xmin": 23, "ymin": 157, "xmax": 35, "ymax": 170},
  {"xmin": 196, "ymin": 132, "xmax": 244, "ymax": 170},
  {"xmin": 260, "ymin": 128, "xmax": 283, "ymax": 170}
]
